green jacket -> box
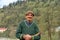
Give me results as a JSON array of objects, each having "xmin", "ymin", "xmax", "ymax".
[{"xmin": 16, "ymin": 20, "xmax": 41, "ymax": 40}]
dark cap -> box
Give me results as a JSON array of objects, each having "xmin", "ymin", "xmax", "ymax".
[{"xmin": 25, "ymin": 11, "xmax": 34, "ymax": 16}]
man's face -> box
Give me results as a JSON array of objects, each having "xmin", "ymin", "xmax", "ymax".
[{"xmin": 25, "ymin": 13, "xmax": 34, "ymax": 21}]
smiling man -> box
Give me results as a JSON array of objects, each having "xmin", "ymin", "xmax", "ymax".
[{"xmin": 16, "ymin": 11, "xmax": 41, "ymax": 40}]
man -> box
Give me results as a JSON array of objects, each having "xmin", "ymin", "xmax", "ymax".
[{"xmin": 16, "ymin": 11, "xmax": 41, "ymax": 40}]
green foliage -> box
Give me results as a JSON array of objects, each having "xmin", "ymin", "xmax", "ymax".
[{"xmin": 0, "ymin": 0, "xmax": 60, "ymax": 40}]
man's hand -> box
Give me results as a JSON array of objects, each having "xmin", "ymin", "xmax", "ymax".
[{"xmin": 23, "ymin": 34, "xmax": 32, "ymax": 40}]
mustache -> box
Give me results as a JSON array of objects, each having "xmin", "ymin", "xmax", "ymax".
[{"xmin": 27, "ymin": 17, "xmax": 32, "ymax": 18}]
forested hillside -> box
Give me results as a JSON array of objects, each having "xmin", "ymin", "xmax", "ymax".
[{"xmin": 0, "ymin": 0, "xmax": 60, "ymax": 40}]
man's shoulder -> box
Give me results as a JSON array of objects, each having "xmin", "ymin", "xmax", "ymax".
[
  {"xmin": 19, "ymin": 20, "xmax": 25, "ymax": 24},
  {"xmin": 33, "ymin": 21, "xmax": 37, "ymax": 25}
]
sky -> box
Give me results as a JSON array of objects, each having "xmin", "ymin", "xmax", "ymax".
[{"xmin": 0, "ymin": 0, "xmax": 18, "ymax": 8}]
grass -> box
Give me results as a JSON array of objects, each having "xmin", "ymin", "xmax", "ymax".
[
  {"xmin": 41, "ymin": 31, "xmax": 58, "ymax": 40},
  {"xmin": 0, "ymin": 31, "xmax": 59, "ymax": 40}
]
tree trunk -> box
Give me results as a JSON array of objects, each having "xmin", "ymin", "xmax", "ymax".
[{"xmin": 58, "ymin": 30, "xmax": 60, "ymax": 40}]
